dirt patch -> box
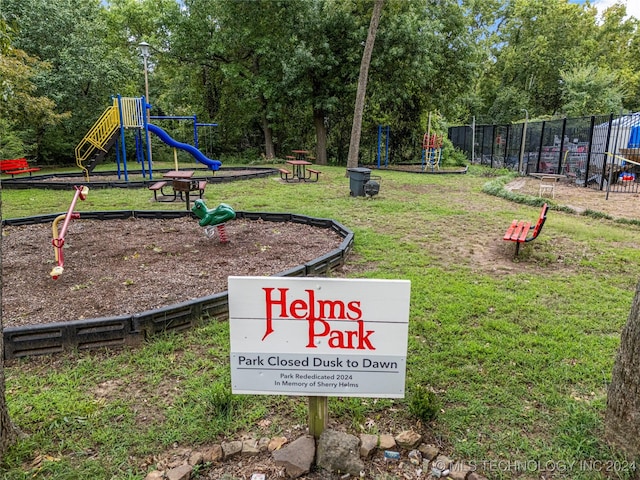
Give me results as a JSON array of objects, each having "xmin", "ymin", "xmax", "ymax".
[
  {"xmin": 1, "ymin": 217, "xmax": 344, "ymax": 328},
  {"xmin": 508, "ymin": 176, "xmax": 640, "ymax": 220}
]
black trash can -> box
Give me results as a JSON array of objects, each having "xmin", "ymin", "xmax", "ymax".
[{"xmin": 347, "ymin": 167, "xmax": 372, "ymax": 197}]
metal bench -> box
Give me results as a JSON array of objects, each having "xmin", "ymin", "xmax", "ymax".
[
  {"xmin": 0, "ymin": 158, "xmax": 41, "ymax": 177},
  {"xmin": 503, "ymin": 203, "xmax": 549, "ymax": 256}
]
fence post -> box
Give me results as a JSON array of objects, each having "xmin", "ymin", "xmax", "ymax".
[
  {"xmin": 537, "ymin": 121, "xmax": 546, "ymax": 172},
  {"xmin": 519, "ymin": 110, "xmax": 529, "ymax": 175},
  {"xmin": 504, "ymin": 124, "xmax": 511, "ymax": 169},
  {"xmin": 584, "ymin": 116, "xmax": 596, "ymax": 188},
  {"xmin": 471, "ymin": 116, "xmax": 476, "ymax": 164},
  {"xmin": 558, "ymin": 118, "xmax": 567, "ymax": 175},
  {"xmin": 601, "ymin": 113, "xmax": 614, "ymax": 191},
  {"xmin": 490, "ymin": 125, "xmax": 496, "ymax": 168}
]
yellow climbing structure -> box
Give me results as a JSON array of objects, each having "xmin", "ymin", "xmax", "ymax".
[{"xmin": 75, "ymin": 97, "xmax": 144, "ymax": 179}]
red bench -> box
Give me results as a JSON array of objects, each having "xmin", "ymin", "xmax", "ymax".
[
  {"xmin": 0, "ymin": 158, "xmax": 41, "ymax": 177},
  {"xmin": 503, "ymin": 203, "xmax": 549, "ymax": 256}
]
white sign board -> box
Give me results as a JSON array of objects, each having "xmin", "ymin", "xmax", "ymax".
[{"xmin": 228, "ymin": 276, "xmax": 410, "ymax": 398}]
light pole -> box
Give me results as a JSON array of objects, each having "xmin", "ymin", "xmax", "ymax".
[
  {"xmin": 518, "ymin": 109, "xmax": 529, "ymax": 175},
  {"xmin": 139, "ymin": 41, "xmax": 153, "ymax": 165},
  {"xmin": 139, "ymin": 41, "xmax": 151, "ymax": 124},
  {"xmin": 470, "ymin": 116, "xmax": 475, "ymax": 164}
]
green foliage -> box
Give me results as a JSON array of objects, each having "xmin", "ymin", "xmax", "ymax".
[
  {"xmin": 441, "ymin": 141, "xmax": 468, "ymax": 168},
  {"xmin": 408, "ymin": 385, "xmax": 440, "ymax": 423},
  {"xmin": 0, "ymin": 118, "xmax": 26, "ymax": 158},
  {"xmin": 473, "ymin": 0, "xmax": 638, "ymax": 122},
  {"xmin": 560, "ymin": 65, "xmax": 624, "ymax": 117}
]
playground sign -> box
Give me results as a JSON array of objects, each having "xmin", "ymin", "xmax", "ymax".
[{"xmin": 228, "ymin": 276, "xmax": 411, "ymax": 398}]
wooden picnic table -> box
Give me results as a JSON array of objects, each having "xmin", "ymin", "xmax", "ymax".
[
  {"xmin": 155, "ymin": 170, "xmax": 206, "ymax": 208},
  {"xmin": 292, "ymin": 150, "xmax": 310, "ymax": 161},
  {"xmin": 163, "ymin": 170, "xmax": 195, "ymax": 180},
  {"xmin": 285, "ymin": 160, "xmax": 312, "ymax": 181}
]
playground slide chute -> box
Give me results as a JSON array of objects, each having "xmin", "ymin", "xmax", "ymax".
[{"xmin": 147, "ymin": 123, "xmax": 221, "ymax": 171}]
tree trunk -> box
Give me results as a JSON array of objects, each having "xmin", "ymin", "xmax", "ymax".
[
  {"xmin": 346, "ymin": 0, "xmax": 384, "ymax": 169},
  {"xmin": 0, "ymin": 198, "xmax": 20, "ymax": 460},
  {"xmin": 605, "ymin": 278, "xmax": 640, "ymax": 457},
  {"xmin": 260, "ymin": 110, "xmax": 276, "ymax": 160},
  {"xmin": 313, "ymin": 109, "xmax": 328, "ymax": 165}
]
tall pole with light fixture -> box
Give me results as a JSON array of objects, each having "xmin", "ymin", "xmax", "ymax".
[
  {"xmin": 139, "ymin": 41, "xmax": 153, "ymax": 165},
  {"xmin": 139, "ymin": 41, "xmax": 151, "ymax": 123}
]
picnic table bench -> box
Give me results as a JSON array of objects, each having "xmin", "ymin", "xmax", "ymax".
[
  {"xmin": 305, "ymin": 168, "xmax": 321, "ymax": 182},
  {"xmin": 0, "ymin": 158, "xmax": 41, "ymax": 177},
  {"xmin": 149, "ymin": 181, "xmax": 171, "ymax": 201},
  {"xmin": 278, "ymin": 168, "xmax": 293, "ymax": 181},
  {"xmin": 149, "ymin": 178, "xmax": 207, "ymax": 207},
  {"xmin": 503, "ymin": 203, "xmax": 549, "ymax": 256}
]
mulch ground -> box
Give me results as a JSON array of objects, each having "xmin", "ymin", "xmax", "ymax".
[{"xmin": 2, "ymin": 217, "xmax": 343, "ymax": 328}]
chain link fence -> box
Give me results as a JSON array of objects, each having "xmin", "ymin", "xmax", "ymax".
[{"xmin": 449, "ymin": 114, "xmax": 640, "ymax": 194}]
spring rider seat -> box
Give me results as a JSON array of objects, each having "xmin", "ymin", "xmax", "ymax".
[{"xmin": 191, "ymin": 200, "xmax": 236, "ymax": 243}]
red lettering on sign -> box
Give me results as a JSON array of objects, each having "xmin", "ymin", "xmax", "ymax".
[{"xmin": 262, "ymin": 287, "xmax": 373, "ymax": 349}]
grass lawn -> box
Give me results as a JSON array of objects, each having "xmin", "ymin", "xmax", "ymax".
[{"xmin": 1, "ymin": 162, "xmax": 639, "ymax": 479}]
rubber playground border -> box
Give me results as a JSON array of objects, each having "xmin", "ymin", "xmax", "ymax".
[
  {"xmin": 2, "ymin": 210, "xmax": 354, "ymax": 361},
  {"xmin": 0, "ymin": 166, "xmax": 278, "ymax": 190},
  {"xmin": 365, "ymin": 164, "xmax": 469, "ymax": 174}
]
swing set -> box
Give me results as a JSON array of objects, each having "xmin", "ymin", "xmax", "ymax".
[
  {"xmin": 374, "ymin": 123, "xmax": 444, "ymax": 171},
  {"xmin": 151, "ymin": 115, "xmax": 218, "ymax": 164}
]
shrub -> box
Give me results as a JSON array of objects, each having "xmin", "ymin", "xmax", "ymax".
[{"xmin": 408, "ymin": 385, "xmax": 440, "ymax": 423}]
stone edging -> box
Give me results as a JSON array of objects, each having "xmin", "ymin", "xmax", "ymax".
[
  {"xmin": 2, "ymin": 210, "xmax": 353, "ymax": 361},
  {"xmin": 143, "ymin": 429, "xmax": 488, "ymax": 480}
]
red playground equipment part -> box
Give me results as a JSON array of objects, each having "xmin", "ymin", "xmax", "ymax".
[
  {"xmin": 217, "ymin": 223, "xmax": 229, "ymax": 243},
  {"xmin": 422, "ymin": 133, "xmax": 443, "ymax": 150},
  {"xmin": 422, "ymin": 133, "xmax": 444, "ymax": 171},
  {"xmin": 50, "ymin": 185, "xmax": 89, "ymax": 279}
]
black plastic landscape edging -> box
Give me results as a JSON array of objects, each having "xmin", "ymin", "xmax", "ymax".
[
  {"xmin": 0, "ymin": 167, "xmax": 278, "ymax": 190},
  {"xmin": 2, "ymin": 210, "xmax": 354, "ymax": 361}
]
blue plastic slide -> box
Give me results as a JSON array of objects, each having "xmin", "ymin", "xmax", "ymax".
[{"xmin": 147, "ymin": 123, "xmax": 221, "ymax": 170}]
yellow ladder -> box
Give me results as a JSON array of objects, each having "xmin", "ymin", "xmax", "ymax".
[{"xmin": 75, "ymin": 97, "xmax": 144, "ymax": 179}]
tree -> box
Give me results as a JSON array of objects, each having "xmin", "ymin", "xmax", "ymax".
[
  {"xmin": 593, "ymin": 3, "xmax": 640, "ymax": 111},
  {"xmin": 0, "ymin": 14, "xmax": 68, "ymax": 159},
  {"xmin": 0, "ymin": 16, "xmax": 22, "ymax": 460},
  {"xmin": 560, "ymin": 65, "xmax": 624, "ymax": 117},
  {"xmin": 606, "ymin": 278, "xmax": 640, "ymax": 457},
  {"xmin": 4, "ymin": 0, "xmax": 138, "ymax": 163},
  {"xmin": 346, "ymin": 0, "xmax": 384, "ymax": 169},
  {"xmin": 482, "ymin": 0, "xmax": 597, "ymax": 120},
  {"xmin": 282, "ymin": 0, "xmax": 362, "ymax": 165},
  {"xmin": 173, "ymin": 0, "xmax": 308, "ymax": 160}
]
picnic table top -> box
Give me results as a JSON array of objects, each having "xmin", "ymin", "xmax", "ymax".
[
  {"xmin": 163, "ymin": 170, "xmax": 195, "ymax": 179},
  {"xmin": 530, "ymin": 173, "xmax": 566, "ymax": 180}
]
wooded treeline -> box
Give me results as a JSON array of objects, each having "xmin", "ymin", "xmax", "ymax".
[{"xmin": 1, "ymin": 0, "xmax": 638, "ymax": 165}]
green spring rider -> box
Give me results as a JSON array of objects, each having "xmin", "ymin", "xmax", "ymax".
[{"xmin": 191, "ymin": 200, "xmax": 236, "ymax": 242}]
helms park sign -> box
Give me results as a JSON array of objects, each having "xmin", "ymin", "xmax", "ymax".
[{"xmin": 228, "ymin": 276, "xmax": 411, "ymax": 398}]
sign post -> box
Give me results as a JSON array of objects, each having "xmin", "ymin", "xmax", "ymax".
[
  {"xmin": 308, "ymin": 396, "xmax": 328, "ymax": 438},
  {"xmin": 228, "ymin": 276, "xmax": 411, "ymax": 436}
]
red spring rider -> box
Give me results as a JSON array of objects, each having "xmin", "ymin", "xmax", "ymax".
[{"xmin": 50, "ymin": 185, "xmax": 89, "ymax": 280}]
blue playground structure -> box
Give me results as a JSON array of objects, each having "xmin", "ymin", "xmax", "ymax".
[
  {"xmin": 376, "ymin": 125, "xmax": 390, "ymax": 168},
  {"xmin": 74, "ymin": 95, "xmax": 221, "ymax": 181}
]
